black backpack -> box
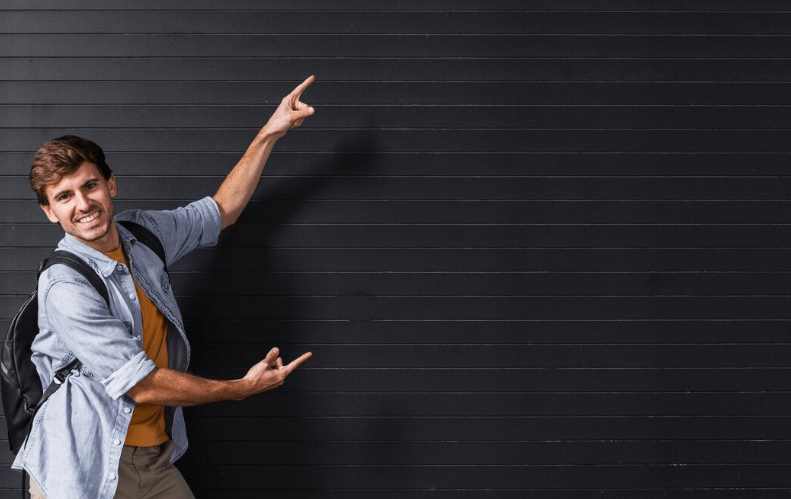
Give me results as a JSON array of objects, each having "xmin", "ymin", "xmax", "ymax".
[{"xmin": 0, "ymin": 220, "xmax": 166, "ymax": 455}]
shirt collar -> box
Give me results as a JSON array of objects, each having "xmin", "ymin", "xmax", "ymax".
[{"xmin": 57, "ymin": 222, "xmax": 139, "ymax": 277}]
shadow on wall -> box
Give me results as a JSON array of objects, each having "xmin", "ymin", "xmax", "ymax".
[{"xmin": 177, "ymin": 131, "xmax": 382, "ymax": 496}]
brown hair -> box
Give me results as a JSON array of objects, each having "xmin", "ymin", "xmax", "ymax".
[{"xmin": 29, "ymin": 135, "xmax": 112, "ymax": 205}]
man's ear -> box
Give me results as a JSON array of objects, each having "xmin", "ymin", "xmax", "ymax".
[
  {"xmin": 108, "ymin": 174, "xmax": 117, "ymax": 198},
  {"xmin": 40, "ymin": 203, "xmax": 59, "ymax": 224}
]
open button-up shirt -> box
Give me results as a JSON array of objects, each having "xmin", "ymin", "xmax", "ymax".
[{"xmin": 12, "ymin": 197, "xmax": 221, "ymax": 499}]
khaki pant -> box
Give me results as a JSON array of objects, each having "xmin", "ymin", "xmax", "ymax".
[{"xmin": 30, "ymin": 440, "xmax": 194, "ymax": 499}]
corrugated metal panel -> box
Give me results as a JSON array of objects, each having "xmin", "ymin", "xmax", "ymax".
[{"xmin": 2, "ymin": 1, "xmax": 791, "ymax": 497}]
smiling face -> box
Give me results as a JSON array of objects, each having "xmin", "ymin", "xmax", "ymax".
[{"xmin": 40, "ymin": 161, "xmax": 120, "ymax": 252}]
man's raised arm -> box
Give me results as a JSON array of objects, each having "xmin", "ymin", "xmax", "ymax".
[{"xmin": 213, "ymin": 75, "xmax": 315, "ymax": 230}]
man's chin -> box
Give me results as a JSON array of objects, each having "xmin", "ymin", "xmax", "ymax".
[{"xmin": 65, "ymin": 221, "xmax": 114, "ymax": 246}]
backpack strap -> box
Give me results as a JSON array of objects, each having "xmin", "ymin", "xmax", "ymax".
[
  {"xmin": 41, "ymin": 251, "xmax": 110, "ymax": 305},
  {"xmin": 118, "ymin": 220, "xmax": 167, "ymax": 272},
  {"xmin": 34, "ymin": 358, "xmax": 81, "ymax": 410}
]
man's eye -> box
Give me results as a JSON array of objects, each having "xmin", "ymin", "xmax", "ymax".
[{"xmin": 86, "ymin": 182, "xmax": 96, "ymax": 189}]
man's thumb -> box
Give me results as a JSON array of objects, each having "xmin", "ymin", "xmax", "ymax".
[{"xmin": 264, "ymin": 347, "xmax": 280, "ymax": 366}]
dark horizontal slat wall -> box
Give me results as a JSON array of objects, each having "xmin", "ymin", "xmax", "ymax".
[{"xmin": 3, "ymin": 1, "xmax": 791, "ymax": 497}]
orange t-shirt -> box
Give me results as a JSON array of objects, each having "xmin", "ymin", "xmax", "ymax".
[{"xmin": 104, "ymin": 246, "xmax": 169, "ymax": 447}]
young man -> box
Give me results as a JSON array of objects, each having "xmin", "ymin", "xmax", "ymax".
[{"xmin": 13, "ymin": 77, "xmax": 316, "ymax": 499}]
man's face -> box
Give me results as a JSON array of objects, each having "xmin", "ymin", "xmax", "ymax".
[{"xmin": 40, "ymin": 161, "xmax": 119, "ymax": 252}]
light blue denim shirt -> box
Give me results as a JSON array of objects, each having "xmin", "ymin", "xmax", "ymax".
[{"xmin": 12, "ymin": 196, "xmax": 222, "ymax": 499}]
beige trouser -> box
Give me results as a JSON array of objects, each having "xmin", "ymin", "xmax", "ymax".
[{"xmin": 29, "ymin": 439, "xmax": 194, "ymax": 499}]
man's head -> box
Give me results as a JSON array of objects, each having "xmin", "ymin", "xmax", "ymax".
[
  {"xmin": 30, "ymin": 135, "xmax": 112, "ymax": 206},
  {"xmin": 30, "ymin": 136, "xmax": 120, "ymax": 252}
]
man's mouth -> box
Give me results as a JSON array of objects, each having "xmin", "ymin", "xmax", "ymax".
[{"xmin": 76, "ymin": 211, "xmax": 100, "ymax": 224}]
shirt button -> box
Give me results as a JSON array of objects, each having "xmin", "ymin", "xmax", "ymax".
[
  {"xmin": 116, "ymin": 264, "xmax": 124, "ymax": 272},
  {"xmin": 124, "ymin": 407, "xmax": 131, "ymax": 414},
  {"xmin": 129, "ymin": 293, "xmax": 136, "ymax": 300},
  {"xmin": 114, "ymin": 439, "xmax": 122, "ymax": 445},
  {"xmin": 108, "ymin": 473, "xmax": 117, "ymax": 480}
]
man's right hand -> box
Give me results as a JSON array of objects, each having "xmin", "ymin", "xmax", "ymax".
[
  {"xmin": 259, "ymin": 75, "xmax": 316, "ymax": 140},
  {"xmin": 238, "ymin": 347, "xmax": 313, "ymax": 399}
]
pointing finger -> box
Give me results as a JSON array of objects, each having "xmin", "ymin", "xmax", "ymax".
[
  {"xmin": 290, "ymin": 75, "xmax": 315, "ymax": 100},
  {"xmin": 288, "ymin": 78, "xmax": 314, "ymax": 109},
  {"xmin": 284, "ymin": 351, "xmax": 313, "ymax": 373}
]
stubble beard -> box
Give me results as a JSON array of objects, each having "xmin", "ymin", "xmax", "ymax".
[{"xmin": 66, "ymin": 205, "xmax": 115, "ymax": 245}]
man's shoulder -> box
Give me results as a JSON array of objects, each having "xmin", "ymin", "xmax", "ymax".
[
  {"xmin": 115, "ymin": 198, "xmax": 220, "ymax": 228},
  {"xmin": 117, "ymin": 198, "xmax": 221, "ymax": 242},
  {"xmin": 39, "ymin": 259, "xmax": 88, "ymax": 283},
  {"xmin": 115, "ymin": 208, "xmax": 165, "ymax": 242},
  {"xmin": 37, "ymin": 259, "xmax": 106, "ymax": 310},
  {"xmin": 115, "ymin": 208, "xmax": 151, "ymax": 225}
]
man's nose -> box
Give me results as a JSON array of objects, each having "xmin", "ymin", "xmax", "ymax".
[{"xmin": 75, "ymin": 191, "xmax": 92, "ymax": 211}]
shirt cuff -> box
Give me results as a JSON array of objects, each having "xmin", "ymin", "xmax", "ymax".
[
  {"xmin": 101, "ymin": 351, "xmax": 157, "ymax": 400},
  {"xmin": 192, "ymin": 196, "xmax": 222, "ymax": 247}
]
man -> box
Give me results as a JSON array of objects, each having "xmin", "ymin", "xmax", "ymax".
[{"xmin": 12, "ymin": 76, "xmax": 316, "ymax": 499}]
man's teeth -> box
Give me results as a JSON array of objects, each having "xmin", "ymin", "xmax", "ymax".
[{"xmin": 77, "ymin": 212, "xmax": 99, "ymax": 223}]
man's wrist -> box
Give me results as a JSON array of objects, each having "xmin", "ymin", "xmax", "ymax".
[
  {"xmin": 230, "ymin": 377, "xmax": 253, "ymax": 401},
  {"xmin": 255, "ymin": 126, "xmax": 283, "ymax": 144}
]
